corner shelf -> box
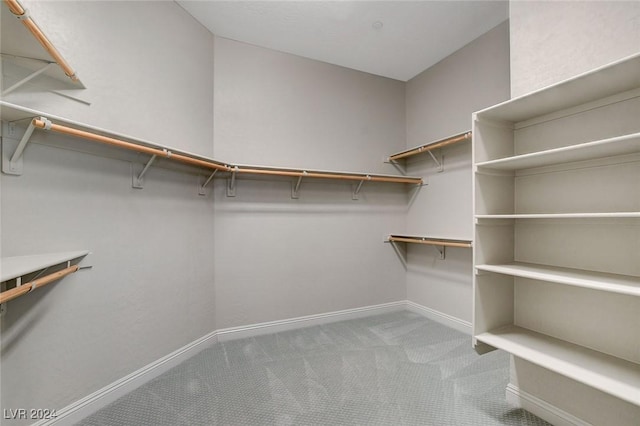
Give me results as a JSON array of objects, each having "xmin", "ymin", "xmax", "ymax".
[
  {"xmin": 476, "ymin": 262, "xmax": 640, "ymax": 297},
  {"xmin": 0, "ymin": 102, "xmax": 422, "ymax": 197},
  {"xmin": 476, "ymin": 326, "xmax": 640, "ymax": 406}
]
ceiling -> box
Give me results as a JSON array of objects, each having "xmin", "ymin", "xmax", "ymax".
[{"xmin": 177, "ymin": 1, "xmax": 509, "ymax": 81}]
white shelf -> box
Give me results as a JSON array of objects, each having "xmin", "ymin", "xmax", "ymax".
[
  {"xmin": 476, "ymin": 132, "xmax": 640, "ymax": 171},
  {"xmin": 475, "ymin": 53, "xmax": 640, "ymax": 122},
  {"xmin": 1, "ymin": 251, "xmax": 89, "ymax": 282},
  {"xmin": 476, "ymin": 326, "xmax": 640, "ymax": 406},
  {"xmin": 475, "ymin": 212, "xmax": 640, "ymax": 219},
  {"xmin": 476, "ymin": 262, "xmax": 640, "ymax": 297}
]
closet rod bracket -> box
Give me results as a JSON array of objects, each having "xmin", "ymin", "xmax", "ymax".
[
  {"xmin": 199, "ymin": 170, "xmax": 218, "ymax": 196},
  {"xmin": 2, "ymin": 116, "xmax": 50, "ymax": 175},
  {"xmin": 291, "ymin": 171, "xmax": 307, "ymax": 199},
  {"xmin": 132, "ymin": 154, "xmax": 158, "ymax": 189},
  {"xmin": 433, "ymin": 245, "xmax": 446, "ymax": 260},
  {"xmin": 352, "ymin": 175, "xmax": 371, "ymax": 200},
  {"xmin": 226, "ymin": 166, "xmax": 238, "ymax": 197},
  {"xmin": 427, "ymin": 151, "xmax": 444, "ymax": 172}
]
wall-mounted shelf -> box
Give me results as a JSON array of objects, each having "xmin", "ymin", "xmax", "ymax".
[
  {"xmin": 1, "ymin": 251, "xmax": 89, "ymax": 282},
  {"xmin": 476, "ymin": 132, "xmax": 640, "ymax": 171},
  {"xmin": 387, "ymin": 235, "xmax": 472, "ymax": 260},
  {"xmin": 476, "ymin": 262, "xmax": 640, "ymax": 297},
  {"xmin": 387, "ymin": 131, "xmax": 471, "ymax": 172},
  {"xmin": 476, "ymin": 326, "xmax": 640, "ymax": 407},
  {"xmin": 1, "ymin": 251, "xmax": 89, "ymax": 304},
  {"xmin": 0, "ymin": 102, "xmax": 422, "ymax": 197},
  {"xmin": 475, "ymin": 212, "xmax": 640, "ymax": 220},
  {"xmin": 2, "ymin": 0, "xmax": 81, "ymax": 86}
]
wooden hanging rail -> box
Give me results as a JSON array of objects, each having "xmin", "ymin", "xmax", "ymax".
[
  {"xmin": 32, "ymin": 119, "xmax": 230, "ymax": 172},
  {"xmin": 0, "ymin": 264, "xmax": 79, "ymax": 304},
  {"xmin": 3, "ymin": 0, "xmax": 79, "ymax": 82},
  {"xmin": 388, "ymin": 131, "xmax": 471, "ymax": 161},
  {"xmin": 388, "ymin": 235, "xmax": 472, "ymax": 248},
  {"xmin": 28, "ymin": 117, "xmax": 422, "ymax": 186}
]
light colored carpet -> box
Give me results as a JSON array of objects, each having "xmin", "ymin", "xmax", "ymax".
[{"xmin": 79, "ymin": 310, "xmax": 551, "ymax": 425}]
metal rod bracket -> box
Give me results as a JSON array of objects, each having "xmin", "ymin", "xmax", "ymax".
[
  {"xmin": 352, "ymin": 175, "xmax": 370, "ymax": 200},
  {"xmin": 132, "ymin": 154, "xmax": 157, "ymax": 189},
  {"xmin": 199, "ymin": 170, "xmax": 218, "ymax": 196},
  {"xmin": 291, "ymin": 171, "xmax": 307, "ymax": 199},
  {"xmin": 2, "ymin": 117, "xmax": 50, "ymax": 175},
  {"xmin": 385, "ymin": 158, "xmax": 406, "ymax": 176},
  {"xmin": 226, "ymin": 166, "xmax": 238, "ymax": 197},
  {"xmin": 427, "ymin": 151, "xmax": 444, "ymax": 172},
  {"xmin": 433, "ymin": 245, "xmax": 446, "ymax": 260}
]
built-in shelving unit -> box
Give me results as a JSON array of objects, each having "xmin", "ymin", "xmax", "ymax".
[
  {"xmin": 1, "ymin": 251, "xmax": 89, "ymax": 304},
  {"xmin": 0, "ymin": 102, "xmax": 422, "ymax": 197},
  {"xmin": 472, "ymin": 52, "xmax": 640, "ymax": 412}
]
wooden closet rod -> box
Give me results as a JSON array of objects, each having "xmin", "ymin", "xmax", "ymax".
[
  {"xmin": 0, "ymin": 265, "xmax": 78, "ymax": 304},
  {"xmin": 388, "ymin": 236, "xmax": 472, "ymax": 248},
  {"xmin": 236, "ymin": 167, "xmax": 422, "ymax": 184},
  {"xmin": 31, "ymin": 118, "xmax": 421, "ymax": 185},
  {"xmin": 4, "ymin": 0, "xmax": 79, "ymax": 82},
  {"xmin": 32, "ymin": 119, "xmax": 230, "ymax": 172},
  {"xmin": 389, "ymin": 131, "xmax": 471, "ymax": 161}
]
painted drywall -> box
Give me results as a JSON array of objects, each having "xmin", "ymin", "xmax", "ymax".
[
  {"xmin": 404, "ymin": 22, "xmax": 510, "ymax": 323},
  {"xmin": 0, "ymin": 1, "xmax": 215, "ymax": 423},
  {"xmin": 507, "ymin": 2, "xmax": 640, "ymax": 423},
  {"xmin": 1, "ymin": 0, "xmax": 214, "ymax": 156},
  {"xmin": 510, "ymin": 0, "xmax": 640, "ymax": 97},
  {"xmin": 212, "ymin": 37, "xmax": 408, "ymax": 329}
]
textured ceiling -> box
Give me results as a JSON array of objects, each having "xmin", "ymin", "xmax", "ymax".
[{"xmin": 177, "ymin": 1, "xmax": 509, "ymax": 81}]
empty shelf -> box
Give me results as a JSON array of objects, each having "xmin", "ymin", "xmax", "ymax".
[
  {"xmin": 388, "ymin": 235, "xmax": 472, "ymax": 248},
  {"xmin": 476, "ymin": 326, "xmax": 640, "ymax": 406},
  {"xmin": 1, "ymin": 251, "xmax": 89, "ymax": 282},
  {"xmin": 475, "ymin": 53, "xmax": 640, "ymax": 123},
  {"xmin": 475, "ymin": 212, "xmax": 640, "ymax": 219},
  {"xmin": 476, "ymin": 132, "xmax": 640, "ymax": 171},
  {"xmin": 476, "ymin": 262, "xmax": 640, "ymax": 297}
]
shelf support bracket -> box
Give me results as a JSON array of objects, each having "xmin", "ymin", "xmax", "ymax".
[
  {"xmin": 198, "ymin": 170, "xmax": 218, "ymax": 196},
  {"xmin": 387, "ymin": 159, "xmax": 406, "ymax": 175},
  {"xmin": 1, "ymin": 62, "xmax": 55, "ymax": 97},
  {"xmin": 427, "ymin": 150, "xmax": 444, "ymax": 172},
  {"xmin": 2, "ymin": 117, "xmax": 50, "ymax": 176},
  {"xmin": 352, "ymin": 175, "xmax": 370, "ymax": 200},
  {"xmin": 227, "ymin": 166, "xmax": 238, "ymax": 197},
  {"xmin": 132, "ymin": 154, "xmax": 157, "ymax": 189},
  {"xmin": 433, "ymin": 245, "xmax": 446, "ymax": 260},
  {"xmin": 291, "ymin": 171, "xmax": 307, "ymax": 199},
  {"xmin": 387, "ymin": 239, "xmax": 407, "ymax": 269}
]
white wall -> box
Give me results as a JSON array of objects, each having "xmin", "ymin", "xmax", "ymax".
[
  {"xmin": 404, "ymin": 22, "xmax": 510, "ymax": 324},
  {"xmin": 212, "ymin": 37, "xmax": 408, "ymax": 329},
  {"xmin": 510, "ymin": 0, "xmax": 640, "ymax": 97},
  {"xmin": 508, "ymin": 1, "xmax": 640, "ymax": 423},
  {"xmin": 1, "ymin": 2, "xmax": 215, "ymax": 423}
]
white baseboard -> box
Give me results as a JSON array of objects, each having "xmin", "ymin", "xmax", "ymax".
[
  {"xmin": 38, "ymin": 301, "xmax": 407, "ymax": 425},
  {"xmin": 506, "ymin": 383, "xmax": 591, "ymax": 426},
  {"xmin": 215, "ymin": 301, "xmax": 406, "ymax": 342},
  {"xmin": 405, "ymin": 300, "xmax": 472, "ymax": 335}
]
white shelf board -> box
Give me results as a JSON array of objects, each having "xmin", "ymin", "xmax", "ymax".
[
  {"xmin": 476, "ymin": 262, "xmax": 640, "ymax": 297},
  {"xmin": 476, "ymin": 132, "xmax": 640, "ymax": 171},
  {"xmin": 475, "ymin": 53, "xmax": 640, "ymax": 123},
  {"xmin": 476, "ymin": 326, "xmax": 640, "ymax": 406},
  {"xmin": 476, "ymin": 212, "xmax": 640, "ymax": 219},
  {"xmin": 1, "ymin": 251, "xmax": 89, "ymax": 282}
]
